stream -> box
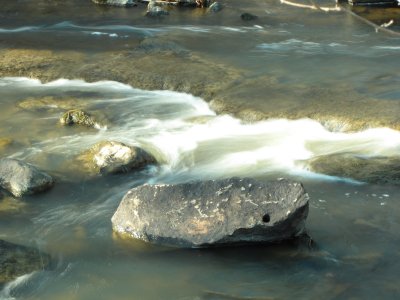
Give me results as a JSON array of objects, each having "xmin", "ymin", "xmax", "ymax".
[{"xmin": 1, "ymin": 0, "xmax": 400, "ymax": 299}]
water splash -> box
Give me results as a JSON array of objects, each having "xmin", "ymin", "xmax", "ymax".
[{"xmin": 2, "ymin": 77, "xmax": 400, "ymax": 183}]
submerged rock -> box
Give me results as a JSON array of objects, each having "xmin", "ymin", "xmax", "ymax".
[
  {"xmin": 78, "ymin": 141, "xmax": 157, "ymax": 175},
  {"xmin": 208, "ymin": 1, "xmax": 222, "ymax": 12},
  {"xmin": 0, "ymin": 195, "xmax": 26, "ymax": 213},
  {"xmin": 0, "ymin": 158, "xmax": 54, "ymax": 197},
  {"xmin": 307, "ymin": 153, "xmax": 400, "ymax": 185},
  {"xmin": 241, "ymin": 12, "xmax": 258, "ymax": 21},
  {"xmin": 0, "ymin": 138, "xmax": 12, "ymax": 151},
  {"xmin": 112, "ymin": 177, "xmax": 309, "ymax": 247},
  {"xmin": 92, "ymin": 0, "xmax": 137, "ymax": 7},
  {"xmin": 59, "ymin": 109, "xmax": 100, "ymax": 128},
  {"xmin": 0, "ymin": 239, "xmax": 51, "ymax": 284},
  {"xmin": 17, "ymin": 96, "xmax": 84, "ymax": 112},
  {"xmin": 136, "ymin": 37, "xmax": 189, "ymax": 56}
]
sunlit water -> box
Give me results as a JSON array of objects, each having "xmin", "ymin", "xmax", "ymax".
[{"xmin": 1, "ymin": 0, "xmax": 400, "ymax": 299}]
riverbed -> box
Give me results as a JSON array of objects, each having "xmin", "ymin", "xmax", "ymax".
[{"xmin": 0, "ymin": 0, "xmax": 400, "ymax": 299}]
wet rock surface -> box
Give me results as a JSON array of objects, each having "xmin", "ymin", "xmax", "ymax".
[
  {"xmin": 307, "ymin": 153, "xmax": 400, "ymax": 185},
  {"xmin": 0, "ymin": 239, "xmax": 51, "ymax": 285},
  {"xmin": 0, "ymin": 158, "xmax": 54, "ymax": 197},
  {"xmin": 78, "ymin": 141, "xmax": 157, "ymax": 175},
  {"xmin": 18, "ymin": 96, "xmax": 85, "ymax": 112},
  {"xmin": 112, "ymin": 177, "xmax": 309, "ymax": 247}
]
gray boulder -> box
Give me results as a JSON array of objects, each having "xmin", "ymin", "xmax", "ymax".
[
  {"xmin": 78, "ymin": 141, "xmax": 157, "ymax": 175},
  {"xmin": 0, "ymin": 240, "xmax": 51, "ymax": 284},
  {"xmin": 0, "ymin": 158, "xmax": 54, "ymax": 197},
  {"xmin": 92, "ymin": 0, "xmax": 137, "ymax": 7},
  {"xmin": 112, "ymin": 177, "xmax": 309, "ymax": 247},
  {"xmin": 208, "ymin": 1, "xmax": 222, "ymax": 12}
]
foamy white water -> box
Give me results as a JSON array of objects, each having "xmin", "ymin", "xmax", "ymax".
[
  {"xmin": 2, "ymin": 77, "xmax": 400, "ymax": 183},
  {"xmin": 0, "ymin": 273, "xmax": 36, "ymax": 300}
]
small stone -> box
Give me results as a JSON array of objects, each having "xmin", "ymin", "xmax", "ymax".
[
  {"xmin": 208, "ymin": 1, "xmax": 222, "ymax": 12},
  {"xmin": 240, "ymin": 12, "xmax": 258, "ymax": 21},
  {"xmin": 146, "ymin": 7, "xmax": 169, "ymax": 17},
  {"xmin": 0, "ymin": 158, "xmax": 54, "ymax": 197},
  {"xmin": 78, "ymin": 141, "xmax": 157, "ymax": 175},
  {"xmin": 59, "ymin": 109, "xmax": 100, "ymax": 128}
]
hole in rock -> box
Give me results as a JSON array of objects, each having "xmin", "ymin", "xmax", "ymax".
[{"xmin": 262, "ymin": 213, "xmax": 270, "ymax": 223}]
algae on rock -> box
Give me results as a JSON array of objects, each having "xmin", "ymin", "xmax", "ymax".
[{"xmin": 59, "ymin": 109, "xmax": 102, "ymax": 128}]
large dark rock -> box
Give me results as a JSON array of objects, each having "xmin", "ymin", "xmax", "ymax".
[
  {"xmin": 0, "ymin": 158, "xmax": 54, "ymax": 197},
  {"xmin": 112, "ymin": 178, "xmax": 309, "ymax": 247},
  {"xmin": 0, "ymin": 240, "xmax": 51, "ymax": 284},
  {"xmin": 77, "ymin": 141, "xmax": 157, "ymax": 175}
]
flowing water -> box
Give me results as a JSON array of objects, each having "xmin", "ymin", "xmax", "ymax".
[{"xmin": 1, "ymin": 0, "xmax": 400, "ymax": 299}]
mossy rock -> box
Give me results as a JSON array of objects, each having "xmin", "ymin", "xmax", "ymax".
[
  {"xmin": 307, "ymin": 153, "xmax": 400, "ymax": 185},
  {"xmin": 77, "ymin": 141, "xmax": 157, "ymax": 175},
  {"xmin": 18, "ymin": 96, "xmax": 84, "ymax": 112},
  {"xmin": 60, "ymin": 109, "xmax": 101, "ymax": 128},
  {"xmin": 0, "ymin": 240, "xmax": 51, "ymax": 284}
]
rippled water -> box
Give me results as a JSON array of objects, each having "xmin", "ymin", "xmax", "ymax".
[{"xmin": 1, "ymin": 0, "xmax": 400, "ymax": 299}]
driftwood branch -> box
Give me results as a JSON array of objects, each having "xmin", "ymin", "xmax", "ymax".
[
  {"xmin": 340, "ymin": 5, "xmax": 400, "ymax": 36},
  {"xmin": 279, "ymin": 0, "xmax": 400, "ymax": 37},
  {"xmin": 279, "ymin": 0, "xmax": 341, "ymax": 12}
]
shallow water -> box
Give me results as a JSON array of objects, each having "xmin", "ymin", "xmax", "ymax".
[{"xmin": 1, "ymin": 0, "xmax": 400, "ymax": 299}]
